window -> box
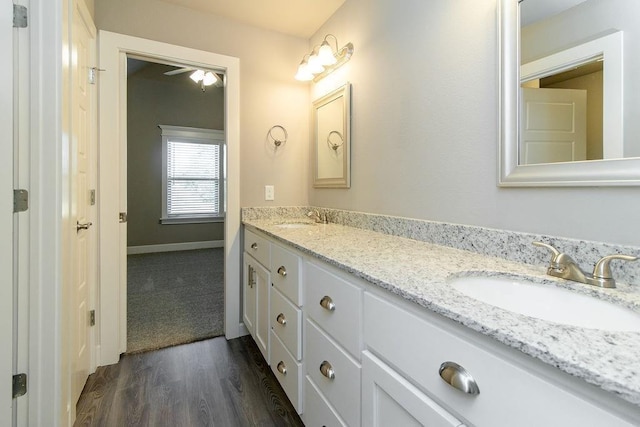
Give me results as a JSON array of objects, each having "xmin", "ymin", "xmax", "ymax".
[{"xmin": 160, "ymin": 125, "xmax": 225, "ymax": 224}]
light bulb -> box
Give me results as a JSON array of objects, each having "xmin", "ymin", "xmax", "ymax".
[
  {"xmin": 202, "ymin": 71, "xmax": 217, "ymax": 86},
  {"xmin": 295, "ymin": 61, "xmax": 313, "ymax": 81},
  {"xmin": 317, "ymin": 42, "xmax": 337, "ymax": 66},
  {"xmin": 307, "ymin": 53, "xmax": 325, "ymax": 74},
  {"xmin": 190, "ymin": 69, "xmax": 205, "ymax": 82}
]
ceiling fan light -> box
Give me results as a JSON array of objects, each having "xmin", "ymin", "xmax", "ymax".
[
  {"xmin": 317, "ymin": 42, "xmax": 337, "ymax": 66},
  {"xmin": 190, "ymin": 69, "xmax": 205, "ymax": 82},
  {"xmin": 202, "ymin": 71, "xmax": 217, "ymax": 86}
]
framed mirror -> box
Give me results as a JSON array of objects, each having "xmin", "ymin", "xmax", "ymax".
[
  {"xmin": 313, "ymin": 83, "xmax": 351, "ymax": 188},
  {"xmin": 499, "ymin": 0, "xmax": 640, "ymax": 186}
]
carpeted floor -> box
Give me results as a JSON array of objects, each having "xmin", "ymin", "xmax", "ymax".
[{"xmin": 126, "ymin": 248, "xmax": 224, "ymax": 354}]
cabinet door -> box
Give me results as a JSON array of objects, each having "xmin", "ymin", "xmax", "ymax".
[
  {"xmin": 242, "ymin": 257, "xmax": 256, "ymax": 336},
  {"xmin": 254, "ymin": 260, "xmax": 270, "ymax": 364},
  {"xmin": 362, "ymin": 352, "xmax": 464, "ymax": 427}
]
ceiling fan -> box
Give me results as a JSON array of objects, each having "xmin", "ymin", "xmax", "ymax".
[{"xmin": 164, "ymin": 67, "xmax": 223, "ymax": 91}]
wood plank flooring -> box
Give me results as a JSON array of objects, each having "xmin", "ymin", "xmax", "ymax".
[{"xmin": 75, "ymin": 336, "xmax": 304, "ymax": 427}]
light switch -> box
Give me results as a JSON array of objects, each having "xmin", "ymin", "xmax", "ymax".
[{"xmin": 265, "ymin": 185, "xmax": 275, "ymax": 201}]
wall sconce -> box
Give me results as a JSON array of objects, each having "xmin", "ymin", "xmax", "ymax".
[
  {"xmin": 190, "ymin": 70, "xmax": 219, "ymax": 91},
  {"xmin": 267, "ymin": 125, "xmax": 288, "ymax": 149},
  {"xmin": 295, "ymin": 34, "xmax": 354, "ymax": 82}
]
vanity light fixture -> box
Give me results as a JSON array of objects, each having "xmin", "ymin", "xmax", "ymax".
[
  {"xmin": 295, "ymin": 34, "xmax": 354, "ymax": 82},
  {"xmin": 190, "ymin": 69, "xmax": 218, "ymax": 91}
]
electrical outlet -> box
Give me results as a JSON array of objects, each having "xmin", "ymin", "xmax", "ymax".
[{"xmin": 265, "ymin": 185, "xmax": 275, "ymax": 201}]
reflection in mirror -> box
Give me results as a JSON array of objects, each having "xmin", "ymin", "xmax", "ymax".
[
  {"xmin": 498, "ymin": 0, "xmax": 640, "ymax": 186},
  {"xmin": 313, "ymin": 83, "xmax": 351, "ymax": 188}
]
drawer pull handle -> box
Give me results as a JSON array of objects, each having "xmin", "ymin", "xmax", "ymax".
[
  {"xmin": 320, "ymin": 361, "xmax": 335, "ymax": 380},
  {"xmin": 277, "ymin": 361, "xmax": 287, "ymax": 375},
  {"xmin": 438, "ymin": 361, "xmax": 480, "ymax": 396},
  {"xmin": 277, "ymin": 266, "xmax": 287, "ymax": 277},
  {"xmin": 251, "ymin": 242, "xmax": 258, "ymax": 250},
  {"xmin": 320, "ymin": 296, "xmax": 335, "ymax": 312},
  {"xmin": 276, "ymin": 313, "xmax": 287, "ymax": 326}
]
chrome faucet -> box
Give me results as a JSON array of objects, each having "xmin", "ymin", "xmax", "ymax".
[
  {"xmin": 307, "ymin": 209, "xmax": 328, "ymax": 224},
  {"xmin": 533, "ymin": 241, "xmax": 638, "ymax": 288}
]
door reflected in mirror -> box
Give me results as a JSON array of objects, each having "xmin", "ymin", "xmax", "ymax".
[
  {"xmin": 520, "ymin": 58, "xmax": 602, "ymax": 165},
  {"xmin": 313, "ymin": 83, "xmax": 351, "ymax": 188}
]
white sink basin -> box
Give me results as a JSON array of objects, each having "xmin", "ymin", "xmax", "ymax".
[
  {"xmin": 275, "ymin": 222, "xmax": 316, "ymax": 229},
  {"xmin": 450, "ymin": 276, "xmax": 640, "ymax": 332}
]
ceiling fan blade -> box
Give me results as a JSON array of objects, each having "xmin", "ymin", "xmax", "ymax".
[{"xmin": 163, "ymin": 67, "xmax": 194, "ymax": 76}]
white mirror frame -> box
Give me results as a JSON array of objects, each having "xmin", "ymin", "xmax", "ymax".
[
  {"xmin": 313, "ymin": 83, "xmax": 351, "ymax": 188},
  {"xmin": 498, "ymin": 0, "xmax": 640, "ymax": 186}
]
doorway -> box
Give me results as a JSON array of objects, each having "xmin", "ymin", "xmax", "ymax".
[
  {"xmin": 125, "ymin": 57, "xmax": 226, "ymax": 353},
  {"xmin": 98, "ymin": 31, "xmax": 242, "ymax": 366}
]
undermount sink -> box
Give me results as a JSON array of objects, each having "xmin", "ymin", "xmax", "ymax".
[
  {"xmin": 275, "ymin": 222, "xmax": 317, "ymax": 229},
  {"xmin": 449, "ymin": 276, "xmax": 640, "ymax": 332}
]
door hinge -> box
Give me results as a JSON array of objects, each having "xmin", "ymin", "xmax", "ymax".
[
  {"xmin": 119, "ymin": 212, "xmax": 127, "ymax": 223},
  {"xmin": 13, "ymin": 373, "xmax": 27, "ymax": 398},
  {"xmin": 90, "ymin": 189, "xmax": 96, "ymax": 205},
  {"xmin": 90, "ymin": 310, "xmax": 96, "ymax": 326},
  {"xmin": 88, "ymin": 67, "xmax": 105, "ymax": 85},
  {"xmin": 13, "ymin": 189, "xmax": 28, "ymax": 212},
  {"xmin": 13, "ymin": 4, "xmax": 27, "ymax": 28}
]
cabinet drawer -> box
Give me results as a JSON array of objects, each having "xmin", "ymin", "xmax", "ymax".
[
  {"xmin": 271, "ymin": 243, "xmax": 302, "ymax": 305},
  {"xmin": 270, "ymin": 331, "xmax": 303, "ymax": 414},
  {"xmin": 305, "ymin": 319, "xmax": 361, "ymax": 427},
  {"xmin": 244, "ymin": 229, "xmax": 270, "ymax": 268},
  {"xmin": 303, "ymin": 376, "xmax": 347, "ymax": 427},
  {"xmin": 305, "ymin": 262, "xmax": 362, "ymax": 358},
  {"xmin": 270, "ymin": 287, "xmax": 302, "ymax": 360},
  {"xmin": 362, "ymin": 351, "xmax": 464, "ymax": 427},
  {"xmin": 364, "ymin": 293, "xmax": 636, "ymax": 427}
]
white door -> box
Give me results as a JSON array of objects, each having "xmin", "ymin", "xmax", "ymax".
[
  {"xmin": 70, "ymin": 0, "xmax": 97, "ymax": 409},
  {"xmin": 1, "ymin": 1, "xmax": 15, "ymax": 424},
  {"xmin": 520, "ymin": 87, "xmax": 587, "ymax": 164}
]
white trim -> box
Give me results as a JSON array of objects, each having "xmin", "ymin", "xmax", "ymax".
[
  {"xmin": 160, "ymin": 126, "xmax": 225, "ymax": 221},
  {"xmin": 28, "ymin": 0, "xmax": 65, "ymax": 423},
  {"xmin": 127, "ymin": 240, "xmax": 224, "ymax": 254},
  {"xmin": 1, "ymin": 0, "xmax": 14, "ymax": 424},
  {"xmin": 499, "ymin": 0, "xmax": 640, "ymax": 187},
  {"xmin": 99, "ymin": 31, "xmax": 242, "ymax": 366}
]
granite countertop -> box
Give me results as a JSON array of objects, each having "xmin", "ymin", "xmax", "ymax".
[{"xmin": 243, "ymin": 217, "xmax": 640, "ymax": 407}]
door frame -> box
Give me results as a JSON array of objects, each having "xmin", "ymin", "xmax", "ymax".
[
  {"xmin": 98, "ymin": 31, "xmax": 242, "ymax": 365},
  {"xmin": 1, "ymin": 0, "xmax": 15, "ymax": 424}
]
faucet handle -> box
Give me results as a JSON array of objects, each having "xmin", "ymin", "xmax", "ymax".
[
  {"xmin": 533, "ymin": 241, "xmax": 562, "ymax": 268},
  {"xmin": 592, "ymin": 254, "xmax": 638, "ymax": 280}
]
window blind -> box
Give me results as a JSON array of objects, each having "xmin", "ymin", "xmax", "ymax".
[{"xmin": 167, "ymin": 140, "xmax": 220, "ymax": 216}]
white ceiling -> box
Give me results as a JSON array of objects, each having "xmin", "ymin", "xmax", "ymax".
[{"xmin": 159, "ymin": 0, "xmax": 347, "ymax": 38}]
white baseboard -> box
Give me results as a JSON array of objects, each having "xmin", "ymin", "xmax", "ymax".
[{"xmin": 127, "ymin": 240, "xmax": 224, "ymax": 255}]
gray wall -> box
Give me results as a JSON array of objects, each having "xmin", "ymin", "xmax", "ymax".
[
  {"xmin": 308, "ymin": 0, "xmax": 640, "ymax": 247},
  {"xmin": 96, "ymin": 0, "xmax": 310, "ymax": 210},
  {"xmin": 98, "ymin": 0, "xmax": 640, "ymax": 247},
  {"xmin": 127, "ymin": 62, "xmax": 224, "ymax": 246}
]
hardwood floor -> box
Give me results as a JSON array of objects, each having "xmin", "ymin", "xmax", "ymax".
[{"xmin": 75, "ymin": 336, "xmax": 304, "ymax": 426}]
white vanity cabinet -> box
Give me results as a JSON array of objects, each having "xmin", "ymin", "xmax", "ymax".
[
  {"xmin": 242, "ymin": 224, "xmax": 640, "ymax": 427},
  {"xmin": 269, "ymin": 243, "xmax": 304, "ymax": 413},
  {"xmin": 303, "ymin": 262, "xmax": 363, "ymax": 427},
  {"xmin": 363, "ymin": 291, "xmax": 638, "ymax": 427},
  {"xmin": 243, "ymin": 229, "xmax": 271, "ymax": 363}
]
